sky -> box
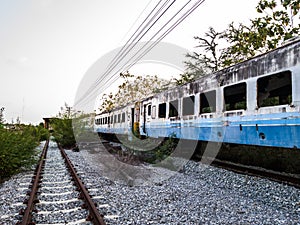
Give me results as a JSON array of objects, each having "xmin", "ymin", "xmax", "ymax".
[{"xmin": 0, "ymin": 0, "xmax": 260, "ymax": 124}]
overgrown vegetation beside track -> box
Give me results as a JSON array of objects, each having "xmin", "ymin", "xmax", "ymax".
[
  {"xmin": 0, "ymin": 124, "xmax": 49, "ymax": 183},
  {"xmin": 49, "ymin": 103, "xmax": 79, "ymax": 149},
  {"xmin": 50, "ymin": 118, "xmax": 76, "ymax": 149},
  {"xmin": 100, "ymin": 133, "xmax": 180, "ymax": 169},
  {"xmin": 193, "ymin": 141, "xmax": 300, "ymax": 175}
]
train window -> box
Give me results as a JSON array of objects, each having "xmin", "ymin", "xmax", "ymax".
[
  {"xmin": 169, "ymin": 100, "xmax": 178, "ymax": 117},
  {"xmin": 200, "ymin": 90, "xmax": 216, "ymax": 114},
  {"xmin": 114, "ymin": 115, "xmax": 117, "ymax": 123},
  {"xmin": 224, "ymin": 83, "xmax": 246, "ymax": 111},
  {"xmin": 118, "ymin": 114, "xmax": 121, "ymax": 123},
  {"xmin": 158, "ymin": 103, "xmax": 166, "ymax": 118},
  {"xmin": 257, "ymin": 71, "xmax": 292, "ymax": 107},
  {"xmin": 122, "ymin": 112, "xmax": 125, "ymax": 122},
  {"xmin": 182, "ymin": 95, "xmax": 195, "ymax": 116},
  {"xmin": 108, "ymin": 117, "xmax": 110, "ymax": 124},
  {"xmin": 152, "ymin": 106, "xmax": 156, "ymax": 119},
  {"xmin": 110, "ymin": 116, "xmax": 113, "ymax": 124},
  {"xmin": 100, "ymin": 118, "xmax": 102, "ymax": 125},
  {"xmin": 147, "ymin": 105, "xmax": 151, "ymax": 116}
]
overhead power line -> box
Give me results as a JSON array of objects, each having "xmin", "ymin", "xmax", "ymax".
[
  {"xmin": 75, "ymin": 0, "xmax": 175, "ymax": 107},
  {"xmin": 75, "ymin": 0, "xmax": 206, "ymax": 108}
]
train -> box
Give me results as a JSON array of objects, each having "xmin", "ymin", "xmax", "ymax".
[{"xmin": 94, "ymin": 37, "xmax": 300, "ymax": 150}]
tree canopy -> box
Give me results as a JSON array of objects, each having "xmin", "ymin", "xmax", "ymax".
[
  {"xmin": 181, "ymin": 0, "xmax": 300, "ymax": 83},
  {"xmin": 98, "ymin": 72, "xmax": 172, "ymax": 113}
]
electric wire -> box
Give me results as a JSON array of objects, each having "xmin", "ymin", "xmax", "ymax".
[
  {"xmin": 122, "ymin": 0, "xmax": 206, "ymax": 73},
  {"xmin": 99, "ymin": 0, "xmax": 205, "ymax": 98},
  {"xmin": 75, "ymin": 0, "xmax": 176, "ymax": 106},
  {"xmin": 75, "ymin": 0, "xmax": 206, "ymax": 108},
  {"xmin": 89, "ymin": 0, "xmax": 175, "ymax": 97},
  {"xmin": 106, "ymin": 0, "xmax": 169, "ymax": 71}
]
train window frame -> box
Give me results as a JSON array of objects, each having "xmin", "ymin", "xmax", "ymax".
[
  {"xmin": 257, "ymin": 71, "xmax": 292, "ymax": 108},
  {"xmin": 182, "ymin": 95, "xmax": 195, "ymax": 116},
  {"xmin": 224, "ymin": 82, "xmax": 247, "ymax": 111},
  {"xmin": 151, "ymin": 105, "xmax": 156, "ymax": 119},
  {"xmin": 158, "ymin": 103, "xmax": 167, "ymax": 118},
  {"xmin": 200, "ymin": 90, "xmax": 216, "ymax": 114},
  {"xmin": 169, "ymin": 100, "xmax": 179, "ymax": 117}
]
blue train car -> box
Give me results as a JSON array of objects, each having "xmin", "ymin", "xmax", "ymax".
[{"xmin": 95, "ymin": 37, "xmax": 300, "ymax": 149}]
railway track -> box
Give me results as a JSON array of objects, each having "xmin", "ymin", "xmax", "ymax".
[
  {"xmin": 209, "ymin": 158, "xmax": 300, "ymax": 189},
  {"xmin": 17, "ymin": 139, "xmax": 108, "ymax": 225}
]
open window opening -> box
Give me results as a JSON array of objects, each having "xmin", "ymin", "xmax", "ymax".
[
  {"xmin": 200, "ymin": 90, "xmax": 216, "ymax": 114},
  {"xmin": 158, "ymin": 103, "xmax": 166, "ymax": 118},
  {"xmin": 257, "ymin": 71, "xmax": 292, "ymax": 107},
  {"xmin": 182, "ymin": 95, "xmax": 195, "ymax": 116},
  {"xmin": 147, "ymin": 105, "xmax": 151, "ymax": 116},
  {"xmin": 169, "ymin": 100, "xmax": 179, "ymax": 117},
  {"xmin": 224, "ymin": 83, "xmax": 247, "ymax": 111}
]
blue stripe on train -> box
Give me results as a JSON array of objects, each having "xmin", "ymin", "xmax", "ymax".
[
  {"xmin": 96, "ymin": 112, "xmax": 300, "ymax": 149},
  {"xmin": 144, "ymin": 113, "xmax": 300, "ymax": 149}
]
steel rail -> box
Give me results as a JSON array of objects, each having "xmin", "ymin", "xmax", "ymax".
[
  {"xmin": 19, "ymin": 139, "xmax": 49, "ymax": 225},
  {"xmin": 59, "ymin": 145, "xmax": 106, "ymax": 225},
  {"xmin": 210, "ymin": 158, "xmax": 300, "ymax": 189}
]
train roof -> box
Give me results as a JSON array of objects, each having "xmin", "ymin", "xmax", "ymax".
[{"xmin": 97, "ymin": 37, "xmax": 300, "ymax": 115}]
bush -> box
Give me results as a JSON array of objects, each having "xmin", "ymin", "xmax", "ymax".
[
  {"xmin": 50, "ymin": 118, "xmax": 76, "ymax": 148},
  {"xmin": 0, "ymin": 125, "xmax": 49, "ymax": 182}
]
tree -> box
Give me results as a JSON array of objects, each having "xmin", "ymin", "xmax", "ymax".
[
  {"xmin": 254, "ymin": 0, "xmax": 300, "ymax": 48},
  {"xmin": 181, "ymin": 0, "xmax": 300, "ymax": 82},
  {"xmin": 224, "ymin": 0, "xmax": 300, "ymax": 64},
  {"xmin": 98, "ymin": 72, "xmax": 172, "ymax": 113},
  {"xmin": 0, "ymin": 107, "xmax": 4, "ymax": 125},
  {"xmin": 184, "ymin": 27, "xmax": 224, "ymax": 76},
  {"xmin": 51, "ymin": 103, "xmax": 77, "ymax": 148}
]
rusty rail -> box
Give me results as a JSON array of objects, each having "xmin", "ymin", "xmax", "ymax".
[
  {"xmin": 210, "ymin": 158, "xmax": 300, "ymax": 189},
  {"xmin": 59, "ymin": 145, "xmax": 107, "ymax": 225},
  {"xmin": 18, "ymin": 139, "xmax": 49, "ymax": 225}
]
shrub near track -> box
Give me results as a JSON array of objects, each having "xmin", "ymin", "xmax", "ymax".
[
  {"xmin": 0, "ymin": 124, "xmax": 49, "ymax": 183},
  {"xmin": 50, "ymin": 118, "xmax": 76, "ymax": 149}
]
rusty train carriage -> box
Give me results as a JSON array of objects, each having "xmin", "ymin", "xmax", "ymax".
[{"xmin": 95, "ymin": 37, "xmax": 300, "ymax": 149}]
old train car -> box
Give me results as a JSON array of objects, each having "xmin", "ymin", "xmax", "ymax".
[{"xmin": 95, "ymin": 37, "xmax": 300, "ymax": 149}]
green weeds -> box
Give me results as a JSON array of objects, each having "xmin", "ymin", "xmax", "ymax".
[{"xmin": 0, "ymin": 125, "xmax": 49, "ymax": 182}]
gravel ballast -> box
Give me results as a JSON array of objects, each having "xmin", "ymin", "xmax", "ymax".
[{"xmin": 1, "ymin": 141, "xmax": 300, "ymax": 224}]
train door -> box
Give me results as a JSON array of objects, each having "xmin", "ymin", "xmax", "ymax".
[
  {"xmin": 131, "ymin": 102, "xmax": 140, "ymax": 136},
  {"xmin": 142, "ymin": 104, "xmax": 146, "ymax": 134},
  {"xmin": 131, "ymin": 108, "xmax": 134, "ymax": 133}
]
